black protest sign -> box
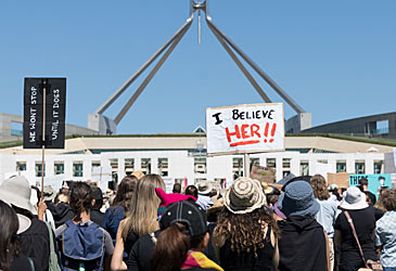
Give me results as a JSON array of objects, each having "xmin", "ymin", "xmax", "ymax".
[{"xmin": 23, "ymin": 78, "xmax": 66, "ymax": 149}]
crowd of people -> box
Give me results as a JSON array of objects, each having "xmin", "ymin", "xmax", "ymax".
[{"xmin": 0, "ymin": 171, "xmax": 395, "ymax": 271}]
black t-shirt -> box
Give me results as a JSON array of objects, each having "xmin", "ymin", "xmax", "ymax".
[
  {"xmin": 10, "ymin": 255, "xmax": 35, "ymax": 271},
  {"xmin": 18, "ymin": 217, "xmax": 50, "ymax": 271},
  {"xmin": 334, "ymin": 206, "xmax": 376, "ymax": 253}
]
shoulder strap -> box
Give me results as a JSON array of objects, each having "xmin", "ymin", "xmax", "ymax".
[
  {"xmin": 46, "ymin": 222, "xmax": 55, "ymax": 253},
  {"xmin": 343, "ymin": 211, "xmax": 369, "ymax": 269}
]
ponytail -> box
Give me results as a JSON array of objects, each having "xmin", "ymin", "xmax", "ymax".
[
  {"xmin": 69, "ymin": 182, "xmax": 93, "ymax": 221},
  {"xmin": 151, "ymin": 223, "xmax": 190, "ymax": 271}
]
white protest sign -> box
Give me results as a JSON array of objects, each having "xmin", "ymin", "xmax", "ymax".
[{"xmin": 206, "ymin": 103, "xmax": 285, "ymax": 155}]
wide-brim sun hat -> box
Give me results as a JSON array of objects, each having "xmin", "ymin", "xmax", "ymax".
[
  {"xmin": 0, "ymin": 176, "xmax": 35, "ymax": 213},
  {"xmin": 224, "ymin": 177, "xmax": 267, "ymax": 214},
  {"xmin": 278, "ymin": 179, "xmax": 320, "ymax": 218},
  {"xmin": 339, "ymin": 186, "xmax": 369, "ymax": 210},
  {"xmin": 196, "ymin": 180, "xmax": 214, "ymax": 195}
]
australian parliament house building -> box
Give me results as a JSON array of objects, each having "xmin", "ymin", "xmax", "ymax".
[{"xmin": 0, "ymin": 134, "xmax": 395, "ymax": 191}]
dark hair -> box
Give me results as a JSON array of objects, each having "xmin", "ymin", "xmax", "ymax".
[
  {"xmin": 151, "ymin": 223, "xmax": 206, "ymax": 271},
  {"xmin": 113, "ymin": 176, "xmax": 138, "ymax": 210},
  {"xmin": 70, "ymin": 182, "xmax": 93, "ymax": 221},
  {"xmin": 184, "ymin": 185, "xmax": 198, "ymax": 199},
  {"xmin": 0, "ymin": 200, "xmax": 20, "ymax": 271},
  {"xmin": 172, "ymin": 183, "xmax": 182, "ymax": 194},
  {"xmin": 359, "ymin": 178, "xmax": 369, "ymax": 187},
  {"xmin": 90, "ymin": 186, "xmax": 103, "ymax": 210},
  {"xmin": 310, "ymin": 174, "xmax": 330, "ymax": 200},
  {"xmin": 380, "ymin": 189, "xmax": 396, "ymax": 211}
]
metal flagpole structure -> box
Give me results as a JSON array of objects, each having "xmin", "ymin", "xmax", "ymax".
[{"xmin": 91, "ymin": 0, "xmax": 306, "ymax": 133}]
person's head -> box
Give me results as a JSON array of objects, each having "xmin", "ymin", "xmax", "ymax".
[
  {"xmin": 122, "ymin": 174, "xmax": 165, "ymax": 239},
  {"xmin": 278, "ymin": 179, "xmax": 320, "ymax": 218},
  {"xmin": 0, "ymin": 200, "xmax": 20, "ymax": 271},
  {"xmin": 358, "ymin": 178, "xmax": 369, "ymax": 191},
  {"xmin": 69, "ymin": 182, "xmax": 93, "ymax": 220},
  {"xmin": 310, "ymin": 174, "xmax": 330, "ymax": 201},
  {"xmin": 379, "ymin": 189, "xmax": 396, "ymax": 211},
  {"xmin": 172, "ymin": 183, "xmax": 182, "ymax": 194},
  {"xmin": 184, "ymin": 185, "xmax": 198, "ymax": 199},
  {"xmin": 152, "ymin": 201, "xmax": 209, "ymax": 271},
  {"xmin": 214, "ymin": 177, "xmax": 277, "ymax": 255},
  {"xmin": 196, "ymin": 181, "xmax": 213, "ymax": 196},
  {"xmin": 339, "ymin": 186, "xmax": 369, "ymax": 210},
  {"xmin": 113, "ymin": 176, "xmax": 138, "ymax": 210},
  {"xmin": 90, "ymin": 186, "xmax": 103, "ymax": 210}
]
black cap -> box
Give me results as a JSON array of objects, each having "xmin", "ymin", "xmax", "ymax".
[{"xmin": 159, "ymin": 201, "xmax": 207, "ymax": 237}]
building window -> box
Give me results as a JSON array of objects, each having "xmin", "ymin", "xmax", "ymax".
[
  {"xmin": 110, "ymin": 159, "xmax": 118, "ymax": 170},
  {"xmin": 300, "ymin": 160, "xmax": 309, "ymax": 176},
  {"xmin": 35, "ymin": 162, "xmax": 44, "ymax": 177},
  {"xmin": 214, "ymin": 178, "xmax": 227, "ymax": 189},
  {"xmin": 336, "ymin": 160, "xmax": 346, "ymax": 173},
  {"xmin": 232, "ymin": 158, "xmax": 243, "ymax": 180},
  {"xmin": 124, "ymin": 159, "xmax": 134, "ymax": 175},
  {"xmin": 194, "ymin": 157, "xmax": 207, "ymax": 174},
  {"xmin": 355, "ymin": 161, "xmax": 365, "ymax": 174},
  {"xmin": 73, "ymin": 162, "xmax": 83, "ymax": 177},
  {"xmin": 158, "ymin": 158, "xmax": 169, "ymax": 177},
  {"xmin": 141, "ymin": 158, "xmax": 151, "ymax": 175},
  {"xmin": 16, "ymin": 161, "xmax": 27, "ymax": 171},
  {"xmin": 282, "ymin": 158, "xmax": 291, "ymax": 169},
  {"xmin": 373, "ymin": 160, "xmax": 383, "ymax": 174},
  {"xmin": 54, "ymin": 161, "xmax": 64, "ymax": 175},
  {"xmin": 266, "ymin": 158, "xmax": 276, "ymax": 168},
  {"xmin": 250, "ymin": 158, "xmax": 260, "ymax": 167}
]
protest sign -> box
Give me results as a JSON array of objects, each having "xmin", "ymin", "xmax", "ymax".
[
  {"xmin": 206, "ymin": 103, "xmax": 284, "ymax": 155},
  {"xmin": 23, "ymin": 78, "xmax": 66, "ymax": 149},
  {"xmin": 250, "ymin": 164, "xmax": 276, "ymax": 184},
  {"xmin": 327, "ymin": 172, "xmax": 350, "ymax": 188},
  {"xmin": 349, "ymin": 174, "xmax": 392, "ymax": 198}
]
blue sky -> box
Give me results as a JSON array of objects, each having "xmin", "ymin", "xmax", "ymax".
[{"xmin": 0, "ymin": 1, "xmax": 395, "ymax": 134}]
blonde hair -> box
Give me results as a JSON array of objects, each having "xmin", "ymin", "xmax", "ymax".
[{"xmin": 122, "ymin": 174, "xmax": 165, "ymax": 240}]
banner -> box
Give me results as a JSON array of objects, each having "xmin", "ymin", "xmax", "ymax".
[
  {"xmin": 349, "ymin": 174, "xmax": 392, "ymax": 198},
  {"xmin": 23, "ymin": 78, "xmax": 66, "ymax": 149},
  {"xmin": 206, "ymin": 103, "xmax": 284, "ymax": 155}
]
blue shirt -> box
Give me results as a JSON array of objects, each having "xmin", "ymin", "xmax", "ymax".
[
  {"xmin": 375, "ymin": 211, "xmax": 396, "ymax": 267},
  {"xmin": 315, "ymin": 198, "xmax": 340, "ymax": 238}
]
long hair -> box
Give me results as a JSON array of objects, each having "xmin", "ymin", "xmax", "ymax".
[
  {"xmin": 69, "ymin": 182, "xmax": 93, "ymax": 221},
  {"xmin": 122, "ymin": 174, "xmax": 165, "ymax": 240},
  {"xmin": 310, "ymin": 174, "xmax": 330, "ymax": 200},
  {"xmin": 214, "ymin": 206, "xmax": 278, "ymax": 256},
  {"xmin": 151, "ymin": 223, "xmax": 206, "ymax": 271},
  {"xmin": 112, "ymin": 176, "xmax": 138, "ymax": 210},
  {"xmin": 0, "ymin": 200, "xmax": 20, "ymax": 271}
]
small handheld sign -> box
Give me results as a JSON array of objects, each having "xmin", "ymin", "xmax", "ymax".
[{"xmin": 23, "ymin": 78, "xmax": 66, "ymax": 191}]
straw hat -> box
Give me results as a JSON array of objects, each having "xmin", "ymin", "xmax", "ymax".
[
  {"xmin": 196, "ymin": 180, "xmax": 214, "ymax": 195},
  {"xmin": 224, "ymin": 177, "xmax": 267, "ymax": 214}
]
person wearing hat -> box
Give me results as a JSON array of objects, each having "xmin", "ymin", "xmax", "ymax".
[
  {"xmin": 196, "ymin": 181, "xmax": 215, "ymax": 211},
  {"xmin": 213, "ymin": 177, "xmax": 279, "ymax": 271},
  {"xmin": 277, "ymin": 179, "xmax": 329, "ymax": 271},
  {"xmin": 151, "ymin": 200, "xmax": 223, "ymax": 271},
  {"xmin": 0, "ymin": 176, "xmax": 51, "ymax": 271},
  {"xmin": 334, "ymin": 186, "xmax": 377, "ymax": 271},
  {"xmin": 0, "ymin": 200, "xmax": 35, "ymax": 271}
]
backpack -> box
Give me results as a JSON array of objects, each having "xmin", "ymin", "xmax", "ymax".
[
  {"xmin": 61, "ymin": 220, "xmax": 105, "ymax": 271},
  {"xmin": 45, "ymin": 222, "xmax": 61, "ymax": 271}
]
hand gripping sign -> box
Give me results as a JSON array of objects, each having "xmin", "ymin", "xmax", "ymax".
[{"xmin": 206, "ymin": 103, "xmax": 285, "ymax": 155}]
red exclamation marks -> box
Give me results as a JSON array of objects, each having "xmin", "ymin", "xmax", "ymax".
[
  {"xmin": 264, "ymin": 123, "xmax": 277, "ymax": 143},
  {"xmin": 269, "ymin": 123, "xmax": 277, "ymax": 143},
  {"xmin": 263, "ymin": 123, "xmax": 269, "ymax": 143}
]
